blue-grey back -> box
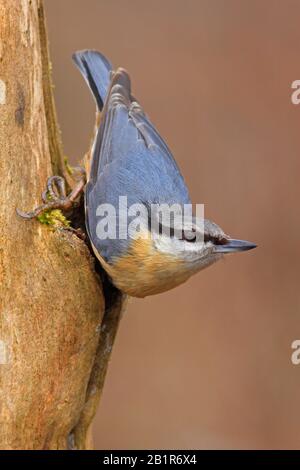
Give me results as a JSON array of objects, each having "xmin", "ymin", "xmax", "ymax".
[{"xmin": 73, "ymin": 50, "xmax": 191, "ymax": 261}]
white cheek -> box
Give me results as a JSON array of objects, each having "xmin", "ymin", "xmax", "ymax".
[
  {"xmin": 182, "ymin": 240, "xmax": 206, "ymax": 253},
  {"xmin": 153, "ymin": 234, "xmax": 207, "ymax": 258},
  {"xmin": 153, "ymin": 234, "xmax": 175, "ymax": 254}
]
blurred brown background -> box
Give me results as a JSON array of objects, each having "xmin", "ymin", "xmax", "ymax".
[{"xmin": 45, "ymin": 0, "xmax": 300, "ymax": 449}]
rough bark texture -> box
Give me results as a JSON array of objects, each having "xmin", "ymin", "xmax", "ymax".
[{"xmin": 0, "ymin": 0, "xmax": 123, "ymax": 450}]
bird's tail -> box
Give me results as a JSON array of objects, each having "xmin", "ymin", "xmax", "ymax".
[{"xmin": 72, "ymin": 50, "xmax": 113, "ymax": 111}]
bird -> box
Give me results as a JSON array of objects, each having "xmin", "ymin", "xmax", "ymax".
[
  {"xmin": 70, "ymin": 50, "xmax": 256, "ymax": 298},
  {"xmin": 18, "ymin": 50, "xmax": 256, "ymax": 298}
]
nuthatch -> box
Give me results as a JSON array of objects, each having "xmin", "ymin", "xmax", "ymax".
[{"xmin": 19, "ymin": 50, "xmax": 256, "ymax": 298}]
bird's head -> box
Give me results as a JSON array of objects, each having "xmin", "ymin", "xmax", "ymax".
[
  {"xmin": 99, "ymin": 214, "xmax": 256, "ymax": 297},
  {"xmin": 151, "ymin": 216, "xmax": 256, "ymax": 275}
]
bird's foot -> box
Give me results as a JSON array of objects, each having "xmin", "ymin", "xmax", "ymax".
[
  {"xmin": 57, "ymin": 225, "xmax": 87, "ymax": 241},
  {"xmin": 16, "ymin": 173, "xmax": 86, "ymax": 223}
]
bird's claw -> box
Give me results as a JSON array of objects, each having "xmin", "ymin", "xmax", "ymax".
[
  {"xmin": 46, "ymin": 175, "xmax": 67, "ymax": 202},
  {"xmin": 58, "ymin": 226, "xmax": 87, "ymax": 241},
  {"xmin": 17, "ymin": 173, "xmax": 86, "ymax": 221}
]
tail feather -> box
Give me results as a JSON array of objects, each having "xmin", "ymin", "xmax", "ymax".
[{"xmin": 72, "ymin": 50, "xmax": 113, "ymax": 110}]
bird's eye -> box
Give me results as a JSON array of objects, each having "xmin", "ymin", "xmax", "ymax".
[{"xmin": 182, "ymin": 228, "xmax": 197, "ymax": 242}]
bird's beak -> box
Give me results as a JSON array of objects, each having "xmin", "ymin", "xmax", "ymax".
[{"xmin": 214, "ymin": 239, "xmax": 257, "ymax": 253}]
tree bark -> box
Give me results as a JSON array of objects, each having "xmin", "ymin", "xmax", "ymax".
[{"xmin": 0, "ymin": 0, "xmax": 124, "ymax": 450}]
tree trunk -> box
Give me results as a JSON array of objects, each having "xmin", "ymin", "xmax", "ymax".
[{"xmin": 0, "ymin": 0, "xmax": 124, "ymax": 450}]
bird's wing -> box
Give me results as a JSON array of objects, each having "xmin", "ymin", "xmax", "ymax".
[
  {"xmin": 85, "ymin": 67, "xmax": 191, "ymax": 261},
  {"xmin": 88, "ymin": 67, "xmax": 190, "ymax": 205}
]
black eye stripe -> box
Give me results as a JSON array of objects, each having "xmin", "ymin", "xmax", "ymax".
[
  {"xmin": 204, "ymin": 233, "xmax": 228, "ymax": 245},
  {"xmin": 150, "ymin": 219, "xmax": 197, "ymax": 241},
  {"xmin": 149, "ymin": 217, "xmax": 227, "ymax": 245}
]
